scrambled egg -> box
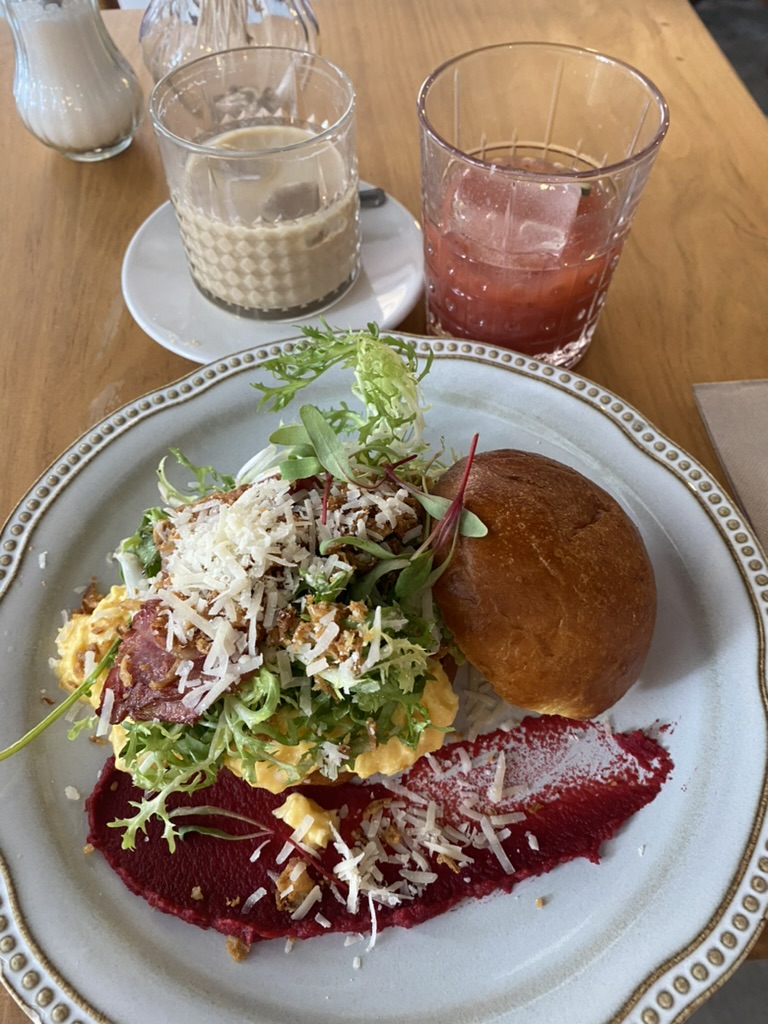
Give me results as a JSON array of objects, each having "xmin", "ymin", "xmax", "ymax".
[
  {"xmin": 273, "ymin": 793, "xmax": 339, "ymax": 848},
  {"xmin": 227, "ymin": 661, "xmax": 459, "ymax": 793},
  {"xmin": 55, "ymin": 588, "xmax": 459, "ymax": 794},
  {"xmin": 352, "ymin": 663, "xmax": 458, "ymax": 778},
  {"xmin": 225, "ymin": 740, "xmax": 317, "ymax": 794},
  {"xmin": 54, "ymin": 585, "xmax": 138, "ymax": 707}
]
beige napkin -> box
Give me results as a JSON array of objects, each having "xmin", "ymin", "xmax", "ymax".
[{"xmin": 694, "ymin": 380, "xmax": 768, "ymax": 553}]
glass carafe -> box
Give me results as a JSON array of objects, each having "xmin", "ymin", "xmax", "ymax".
[
  {"xmin": 1, "ymin": 0, "xmax": 144, "ymax": 161},
  {"xmin": 139, "ymin": 0, "xmax": 319, "ymax": 84}
]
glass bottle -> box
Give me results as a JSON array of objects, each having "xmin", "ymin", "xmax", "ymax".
[
  {"xmin": 139, "ymin": 0, "xmax": 319, "ymax": 84},
  {"xmin": 1, "ymin": 0, "xmax": 144, "ymax": 162}
]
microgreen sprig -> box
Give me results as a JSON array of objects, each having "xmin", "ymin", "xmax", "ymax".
[
  {"xmin": 158, "ymin": 448, "xmax": 236, "ymax": 507},
  {"xmin": 425, "ymin": 432, "xmax": 484, "ymax": 562},
  {"xmin": 0, "ymin": 637, "xmax": 121, "ymax": 762}
]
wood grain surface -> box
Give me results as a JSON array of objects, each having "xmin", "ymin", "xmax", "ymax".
[{"xmin": 1, "ymin": 2, "xmax": 767, "ymax": 1021}]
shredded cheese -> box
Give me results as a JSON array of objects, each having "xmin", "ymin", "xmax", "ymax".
[
  {"xmin": 241, "ymin": 887, "xmax": 267, "ymax": 913},
  {"xmin": 249, "ymin": 839, "xmax": 271, "ymax": 862},
  {"xmin": 488, "ymin": 750, "xmax": 506, "ymax": 803},
  {"xmin": 479, "ymin": 816, "xmax": 516, "ymax": 875},
  {"xmin": 139, "ymin": 477, "xmax": 425, "ymax": 722},
  {"xmin": 290, "ymin": 884, "xmax": 322, "ymax": 921},
  {"xmin": 96, "ymin": 688, "xmax": 114, "ymax": 737}
]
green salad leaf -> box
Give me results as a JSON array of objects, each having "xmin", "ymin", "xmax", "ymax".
[
  {"xmin": 158, "ymin": 448, "xmax": 236, "ymax": 507},
  {"xmin": 256, "ymin": 322, "xmax": 433, "ymax": 474},
  {"xmin": 118, "ymin": 506, "xmax": 169, "ymax": 579}
]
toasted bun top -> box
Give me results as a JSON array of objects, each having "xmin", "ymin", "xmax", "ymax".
[{"xmin": 432, "ymin": 449, "xmax": 656, "ymax": 719}]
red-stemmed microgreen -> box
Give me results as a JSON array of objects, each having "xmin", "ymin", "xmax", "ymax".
[
  {"xmin": 317, "ymin": 436, "xmax": 484, "ymax": 604},
  {"xmin": 424, "ymin": 432, "xmax": 483, "ymax": 563},
  {"xmin": 383, "ymin": 433, "xmax": 486, "ymax": 552}
]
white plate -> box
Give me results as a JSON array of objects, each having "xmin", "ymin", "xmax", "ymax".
[
  {"xmin": 1, "ymin": 339, "xmax": 768, "ymax": 1024},
  {"xmin": 121, "ymin": 187, "xmax": 423, "ymax": 363}
]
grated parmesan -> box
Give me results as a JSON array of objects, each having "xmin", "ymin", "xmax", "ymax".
[
  {"xmin": 134, "ymin": 476, "xmax": 424, "ymax": 730},
  {"xmin": 479, "ymin": 816, "xmax": 516, "ymax": 875},
  {"xmin": 249, "ymin": 839, "xmax": 271, "ymax": 862},
  {"xmin": 290, "ymin": 884, "xmax": 322, "ymax": 921},
  {"xmin": 487, "ymin": 750, "xmax": 506, "ymax": 803},
  {"xmin": 96, "ymin": 687, "xmax": 114, "ymax": 737},
  {"xmin": 366, "ymin": 891, "xmax": 378, "ymax": 951},
  {"xmin": 241, "ymin": 887, "xmax": 267, "ymax": 913}
]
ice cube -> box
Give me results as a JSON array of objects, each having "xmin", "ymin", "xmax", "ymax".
[
  {"xmin": 450, "ymin": 166, "xmax": 581, "ymax": 259},
  {"xmin": 262, "ymin": 182, "xmax": 321, "ymax": 222}
]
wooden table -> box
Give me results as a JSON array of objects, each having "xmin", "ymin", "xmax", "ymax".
[{"xmin": 1, "ymin": 2, "xmax": 767, "ymax": 1020}]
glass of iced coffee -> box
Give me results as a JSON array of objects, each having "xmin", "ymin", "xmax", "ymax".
[
  {"xmin": 149, "ymin": 46, "xmax": 360, "ymax": 319},
  {"xmin": 418, "ymin": 43, "xmax": 669, "ymax": 367}
]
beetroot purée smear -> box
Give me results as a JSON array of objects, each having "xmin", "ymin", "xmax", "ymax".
[{"xmin": 86, "ymin": 716, "xmax": 673, "ymax": 947}]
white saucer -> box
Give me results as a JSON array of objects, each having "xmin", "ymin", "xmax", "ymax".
[{"xmin": 121, "ymin": 184, "xmax": 424, "ymax": 363}]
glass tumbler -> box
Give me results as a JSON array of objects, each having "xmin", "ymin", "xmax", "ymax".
[
  {"xmin": 418, "ymin": 42, "xmax": 669, "ymax": 367},
  {"xmin": 149, "ymin": 46, "xmax": 361, "ymax": 319}
]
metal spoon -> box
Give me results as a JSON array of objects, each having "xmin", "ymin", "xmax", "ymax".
[{"xmin": 359, "ymin": 187, "xmax": 387, "ymax": 208}]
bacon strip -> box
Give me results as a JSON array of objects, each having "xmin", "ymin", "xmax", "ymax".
[{"xmin": 99, "ymin": 602, "xmax": 202, "ymax": 725}]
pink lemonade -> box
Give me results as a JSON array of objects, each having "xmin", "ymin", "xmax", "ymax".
[{"xmin": 424, "ymin": 159, "xmax": 623, "ymax": 362}]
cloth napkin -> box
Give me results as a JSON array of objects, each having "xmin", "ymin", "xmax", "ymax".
[{"xmin": 693, "ymin": 380, "xmax": 768, "ymax": 554}]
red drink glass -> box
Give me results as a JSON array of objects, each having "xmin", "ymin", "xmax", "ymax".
[{"xmin": 418, "ymin": 43, "xmax": 669, "ymax": 367}]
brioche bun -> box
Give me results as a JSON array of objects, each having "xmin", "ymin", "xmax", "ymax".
[{"xmin": 432, "ymin": 450, "xmax": 656, "ymax": 719}]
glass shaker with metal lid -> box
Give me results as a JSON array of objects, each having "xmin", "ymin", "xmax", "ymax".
[
  {"xmin": 139, "ymin": 0, "xmax": 319, "ymax": 83},
  {"xmin": 1, "ymin": 0, "xmax": 144, "ymax": 161}
]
